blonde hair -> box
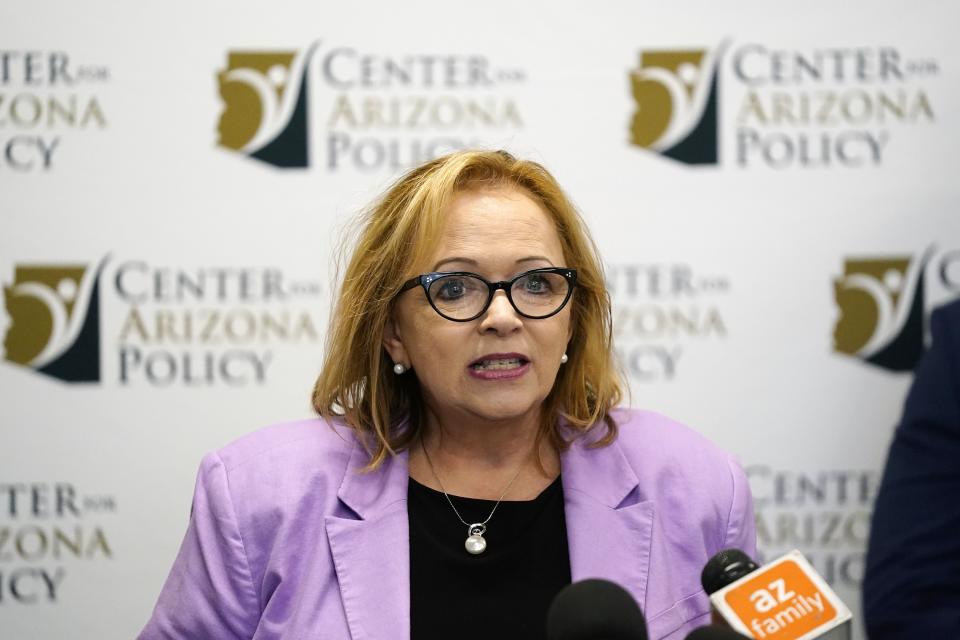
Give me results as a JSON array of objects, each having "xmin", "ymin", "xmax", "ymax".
[{"xmin": 312, "ymin": 150, "xmax": 624, "ymax": 469}]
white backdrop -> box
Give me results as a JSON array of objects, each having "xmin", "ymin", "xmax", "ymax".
[{"xmin": 2, "ymin": 1, "xmax": 958, "ymax": 638}]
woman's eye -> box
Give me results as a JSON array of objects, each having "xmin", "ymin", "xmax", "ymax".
[
  {"xmin": 437, "ymin": 280, "xmax": 466, "ymax": 299},
  {"xmin": 523, "ymin": 275, "xmax": 549, "ymax": 293}
]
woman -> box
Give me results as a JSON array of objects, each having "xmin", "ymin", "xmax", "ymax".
[{"xmin": 140, "ymin": 150, "xmax": 755, "ymax": 640}]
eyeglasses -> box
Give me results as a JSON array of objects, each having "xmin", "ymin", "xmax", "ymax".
[{"xmin": 399, "ymin": 267, "xmax": 577, "ymax": 322}]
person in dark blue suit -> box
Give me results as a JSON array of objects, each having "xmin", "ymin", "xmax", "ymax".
[{"xmin": 863, "ymin": 298, "xmax": 960, "ymax": 638}]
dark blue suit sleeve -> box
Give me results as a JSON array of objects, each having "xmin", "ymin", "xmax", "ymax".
[{"xmin": 863, "ymin": 300, "xmax": 960, "ymax": 638}]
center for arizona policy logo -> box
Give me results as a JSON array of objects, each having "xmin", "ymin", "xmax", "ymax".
[
  {"xmin": 832, "ymin": 247, "xmax": 960, "ymax": 372},
  {"xmin": 215, "ymin": 40, "xmax": 527, "ymax": 170},
  {"xmin": 2, "ymin": 261, "xmax": 104, "ymax": 382},
  {"xmin": 216, "ymin": 48, "xmax": 314, "ymax": 168},
  {"xmin": 3, "ymin": 257, "xmax": 325, "ymax": 386},
  {"xmin": 629, "ymin": 48, "xmax": 724, "ymax": 165},
  {"xmin": 629, "ymin": 42, "xmax": 938, "ymax": 168}
]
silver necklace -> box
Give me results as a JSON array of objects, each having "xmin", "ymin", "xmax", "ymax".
[{"xmin": 420, "ymin": 438, "xmax": 524, "ymax": 556}]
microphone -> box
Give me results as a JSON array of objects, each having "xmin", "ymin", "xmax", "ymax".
[
  {"xmin": 701, "ymin": 549, "xmax": 852, "ymax": 639},
  {"xmin": 685, "ymin": 626, "xmax": 751, "ymax": 639},
  {"xmin": 701, "ymin": 549, "xmax": 759, "ymax": 596},
  {"xmin": 546, "ymin": 578, "xmax": 648, "ymax": 640},
  {"xmin": 700, "ymin": 549, "xmax": 761, "ymax": 627}
]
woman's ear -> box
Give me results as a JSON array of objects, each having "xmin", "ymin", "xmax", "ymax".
[{"xmin": 382, "ymin": 309, "xmax": 409, "ymax": 366}]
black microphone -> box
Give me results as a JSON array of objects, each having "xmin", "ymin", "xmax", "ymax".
[
  {"xmin": 685, "ymin": 626, "xmax": 751, "ymax": 639},
  {"xmin": 546, "ymin": 579, "xmax": 648, "ymax": 640},
  {"xmin": 700, "ymin": 548, "xmax": 759, "ymax": 596}
]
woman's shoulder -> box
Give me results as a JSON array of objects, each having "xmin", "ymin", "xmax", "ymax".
[
  {"xmin": 608, "ymin": 407, "xmax": 732, "ymax": 460},
  {"xmin": 604, "ymin": 407, "xmax": 745, "ymax": 499},
  {"xmin": 607, "ymin": 405, "xmax": 755, "ymax": 539},
  {"xmin": 185, "ymin": 417, "xmax": 366, "ymax": 537},
  {"xmin": 212, "ymin": 416, "xmax": 359, "ymax": 480}
]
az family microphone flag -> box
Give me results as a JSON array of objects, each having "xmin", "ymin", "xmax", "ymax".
[{"xmin": 710, "ymin": 551, "xmax": 852, "ymax": 640}]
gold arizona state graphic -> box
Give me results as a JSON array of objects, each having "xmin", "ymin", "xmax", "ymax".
[
  {"xmin": 628, "ymin": 46, "xmax": 724, "ymax": 165},
  {"xmin": 2, "ymin": 261, "xmax": 105, "ymax": 382},
  {"xmin": 829, "ymin": 247, "xmax": 960, "ymax": 373},
  {"xmin": 216, "ymin": 47, "xmax": 315, "ymax": 168}
]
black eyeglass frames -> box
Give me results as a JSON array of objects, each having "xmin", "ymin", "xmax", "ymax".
[{"xmin": 398, "ymin": 267, "xmax": 577, "ymax": 322}]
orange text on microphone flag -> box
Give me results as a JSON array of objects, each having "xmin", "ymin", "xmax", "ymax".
[{"xmin": 722, "ymin": 559, "xmax": 836, "ymax": 639}]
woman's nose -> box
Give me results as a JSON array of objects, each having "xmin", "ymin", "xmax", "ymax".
[{"xmin": 478, "ymin": 290, "xmax": 523, "ymax": 334}]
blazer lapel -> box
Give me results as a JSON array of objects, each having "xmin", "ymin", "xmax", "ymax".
[
  {"xmin": 322, "ymin": 428, "xmax": 656, "ymax": 638},
  {"xmin": 561, "ymin": 434, "xmax": 655, "ymax": 608},
  {"xmin": 326, "ymin": 438, "xmax": 410, "ymax": 640}
]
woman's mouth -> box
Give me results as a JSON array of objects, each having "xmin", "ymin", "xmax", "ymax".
[
  {"xmin": 468, "ymin": 354, "xmax": 530, "ymax": 379},
  {"xmin": 471, "ymin": 357, "xmax": 524, "ymax": 370}
]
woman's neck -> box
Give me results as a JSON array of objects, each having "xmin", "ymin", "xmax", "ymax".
[{"xmin": 408, "ymin": 408, "xmax": 560, "ymax": 501}]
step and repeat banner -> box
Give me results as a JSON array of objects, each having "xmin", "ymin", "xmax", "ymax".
[{"xmin": 2, "ymin": 2, "xmax": 957, "ymax": 638}]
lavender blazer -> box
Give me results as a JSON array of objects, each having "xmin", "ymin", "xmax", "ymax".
[{"xmin": 140, "ymin": 409, "xmax": 755, "ymax": 640}]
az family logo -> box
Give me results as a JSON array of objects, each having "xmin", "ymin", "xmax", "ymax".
[
  {"xmin": 216, "ymin": 47, "xmax": 315, "ymax": 168},
  {"xmin": 628, "ymin": 47, "xmax": 723, "ymax": 165},
  {"xmin": 2, "ymin": 261, "xmax": 105, "ymax": 382}
]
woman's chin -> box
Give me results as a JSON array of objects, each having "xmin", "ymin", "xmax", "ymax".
[{"xmin": 460, "ymin": 394, "xmax": 543, "ymax": 426}]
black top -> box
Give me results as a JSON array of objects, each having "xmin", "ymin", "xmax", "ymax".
[{"xmin": 408, "ymin": 475, "xmax": 572, "ymax": 640}]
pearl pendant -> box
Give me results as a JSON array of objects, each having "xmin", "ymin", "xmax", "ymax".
[
  {"xmin": 465, "ymin": 523, "xmax": 487, "ymax": 555},
  {"xmin": 465, "ymin": 534, "xmax": 486, "ymax": 554}
]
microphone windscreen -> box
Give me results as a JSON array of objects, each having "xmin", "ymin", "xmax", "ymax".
[
  {"xmin": 700, "ymin": 548, "xmax": 759, "ymax": 595},
  {"xmin": 685, "ymin": 626, "xmax": 752, "ymax": 639},
  {"xmin": 546, "ymin": 579, "xmax": 647, "ymax": 640}
]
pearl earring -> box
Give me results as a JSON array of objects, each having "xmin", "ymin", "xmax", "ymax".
[
  {"xmin": 560, "ymin": 353, "xmax": 568, "ymax": 364},
  {"xmin": 393, "ymin": 363, "xmax": 406, "ymax": 375}
]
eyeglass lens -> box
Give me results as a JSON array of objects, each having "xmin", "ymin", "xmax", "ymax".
[{"xmin": 427, "ymin": 272, "xmax": 570, "ymax": 320}]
